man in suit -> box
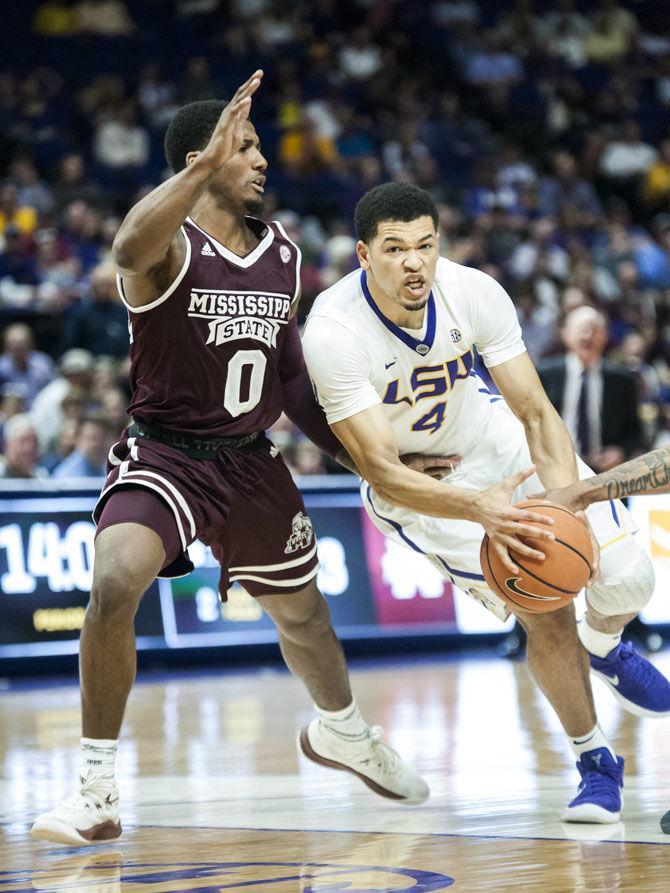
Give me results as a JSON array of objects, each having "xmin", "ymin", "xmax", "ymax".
[{"xmin": 538, "ymin": 305, "xmax": 642, "ymax": 472}]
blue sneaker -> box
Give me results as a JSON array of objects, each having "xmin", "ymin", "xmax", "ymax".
[
  {"xmin": 589, "ymin": 641, "xmax": 670, "ymax": 718},
  {"xmin": 562, "ymin": 748, "xmax": 624, "ymax": 823}
]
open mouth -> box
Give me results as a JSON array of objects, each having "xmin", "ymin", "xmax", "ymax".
[{"xmin": 404, "ymin": 277, "xmax": 425, "ymax": 296}]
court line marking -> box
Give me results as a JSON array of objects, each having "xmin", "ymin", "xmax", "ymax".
[{"xmin": 124, "ymin": 823, "xmax": 670, "ymax": 847}]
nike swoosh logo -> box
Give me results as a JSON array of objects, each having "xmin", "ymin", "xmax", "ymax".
[
  {"xmin": 385, "ymin": 360, "xmax": 397, "ymax": 369},
  {"xmin": 596, "ymin": 670, "xmax": 619, "ymax": 686},
  {"xmin": 505, "ymin": 577, "xmax": 561, "ymax": 601}
]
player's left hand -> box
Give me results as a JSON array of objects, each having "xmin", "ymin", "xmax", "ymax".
[
  {"xmin": 528, "ymin": 485, "xmax": 600, "ymax": 585},
  {"xmin": 531, "ymin": 482, "xmax": 586, "ymax": 514},
  {"xmin": 401, "ymin": 453, "xmax": 462, "ymax": 479}
]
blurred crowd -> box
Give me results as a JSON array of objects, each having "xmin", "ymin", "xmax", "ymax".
[{"xmin": 0, "ymin": 0, "xmax": 669, "ymax": 479}]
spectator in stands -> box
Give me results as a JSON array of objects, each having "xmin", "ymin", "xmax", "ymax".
[
  {"xmin": 93, "ymin": 100, "xmax": 150, "ymax": 175},
  {"xmin": 0, "ymin": 182, "xmax": 38, "ymax": 236},
  {"xmin": 99, "ymin": 386, "xmax": 128, "ymax": 435},
  {"xmin": 74, "ymin": 0, "xmax": 135, "ymax": 35},
  {"xmin": 465, "ymin": 158, "xmax": 522, "ymax": 225},
  {"xmin": 495, "ymin": 0, "xmax": 543, "ymax": 61},
  {"xmin": 537, "ymin": 306, "xmax": 643, "ymax": 472},
  {"xmin": 583, "ymin": 0, "xmax": 638, "ymax": 65},
  {"xmin": 0, "ymin": 414, "xmax": 48, "ymax": 479},
  {"xmin": 32, "ymin": 0, "xmax": 78, "ymax": 36},
  {"xmin": 136, "ymin": 64, "xmax": 178, "ymax": 129},
  {"xmin": 279, "ymin": 115, "xmax": 342, "ymax": 178},
  {"xmin": 52, "ymin": 154, "xmax": 104, "ymax": 211},
  {"xmin": 254, "ymin": 2, "xmax": 302, "ymax": 51},
  {"xmin": 0, "ymin": 384, "xmax": 27, "ymax": 450},
  {"xmin": 338, "ymin": 27, "xmax": 383, "ymax": 81},
  {"xmin": 51, "ymin": 413, "xmax": 115, "ymax": 478},
  {"xmin": 513, "ymin": 281, "xmax": 558, "ymax": 364},
  {"xmin": 538, "ymin": 0, "xmax": 591, "ymax": 68},
  {"xmin": 62, "ymin": 260, "xmax": 128, "ymax": 357},
  {"xmin": 462, "ymin": 30, "xmax": 523, "ymax": 88},
  {"xmin": 0, "ymin": 224, "xmax": 39, "ymax": 307},
  {"xmin": 9, "ymin": 157, "xmax": 55, "ymax": 216},
  {"xmin": 31, "ymin": 347, "xmax": 94, "ymax": 450},
  {"xmin": 58, "ymin": 200, "xmax": 103, "ymax": 274},
  {"xmin": 41, "ymin": 416, "xmax": 80, "ymax": 473},
  {"xmin": 641, "ymin": 138, "xmax": 670, "ymax": 213},
  {"xmin": 14, "ymin": 69, "xmax": 66, "ymax": 160},
  {"xmin": 536, "ymin": 0, "xmax": 590, "ymax": 47},
  {"xmin": 538, "ymin": 150, "xmax": 603, "ymax": 230},
  {"xmin": 178, "ymin": 57, "xmax": 219, "ymax": 104},
  {"xmin": 616, "ymin": 331, "xmax": 662, "ymax": 404},
  {"xmin": 421, "ymin": 92, "xmax": 494, "ymax": 188},
  {"xmin": 319, "ymin": 234, "xmax": 356, "ymax": 291},
  {"xmin": 333, "ymin": 105, "xmax": 375, "ymax": 167},
  {"xmin": 0, "ymin": 323, "xmax": 55, "ymax": 408},
  {"xmin": 508, "ymin": 217, "xmax": 570, "ymax": 283},
  {"xmin": 382, "ymin": 121, "xmax": 430, "ymax": 180},
  {"xmin": 33, "ymin": 227, "xmax": 80, "ymax": 311},
  {"xmin": 599, "ymin": 120, "xmax": 657, "ymax": 182},
  {"xmin": 293, "ymin": 438, "xmax": 327, "ymax": 476},
  {"xmin": 497, "ymin": 142, "xmax": 537, "ymax": 192}
]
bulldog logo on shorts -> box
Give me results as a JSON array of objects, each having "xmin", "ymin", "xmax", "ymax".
[{"xmin": 285, "ymin": 512, "xmax": 314, "ymax": 553}]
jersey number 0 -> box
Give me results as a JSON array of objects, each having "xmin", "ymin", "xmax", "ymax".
[{"xmin": 224, "ymin": 349, "xmax": 267, "ymax": 417}]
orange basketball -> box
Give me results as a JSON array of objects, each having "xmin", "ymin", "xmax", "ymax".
[{"xmin": 479, "ymin": 500, "xmax": 594, "ymax": 613}]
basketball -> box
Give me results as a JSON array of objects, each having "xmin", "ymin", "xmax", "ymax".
[{"xmin": 479, "ymin": 501, "xmax": 594, "ymax": 613}]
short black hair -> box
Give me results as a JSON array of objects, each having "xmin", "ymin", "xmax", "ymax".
[
  {"xmin": 354, "ymin": 183, "xmax": 439, "ymax": 243},
  {"xmin": 163, "ymin": 100, "xmax": 229, "ymax": 173}
]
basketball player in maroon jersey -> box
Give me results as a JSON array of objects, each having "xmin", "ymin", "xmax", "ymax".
[{"xmin": 31, "ymin": 71, "xmax": 432, "ymax": 846}]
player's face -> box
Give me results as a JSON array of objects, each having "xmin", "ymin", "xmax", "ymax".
[
  {"xmin": 210, "ymin": 122, "xmax": 268, "ymax": 215},
  {"xmin": 358, "ymin": 216, "xmax": 439, "ymax": 312}
]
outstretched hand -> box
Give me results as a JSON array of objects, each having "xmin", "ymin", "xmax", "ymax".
[
  {"xmin": 471, "ymin": 466, "xmax": 556, "ymax": 573},
  {"xmin": 199, "ymin": 70, "xmax": 263, "ymax": 172}
]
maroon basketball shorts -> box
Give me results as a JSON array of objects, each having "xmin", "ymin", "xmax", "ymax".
[{"xmin": 93, "ymin": 433, "xmax": 319, "ymax": 599}]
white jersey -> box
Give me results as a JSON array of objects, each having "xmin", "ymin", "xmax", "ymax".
[
  {"xmin": 302, "ymin": 258, "xmax": 638, "ymax": 626},
  {"xmin": 302, "ymin": 257, "xmax": 527, "ymax": 486}
]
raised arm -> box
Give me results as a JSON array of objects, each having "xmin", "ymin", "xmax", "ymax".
[
  {"xmin": 543, "ymin": 447, "xmax": 670, "ymax": 512},
  {"xmin": 111, "ymin": 70, "xmax": 263, "ymax": 306}
]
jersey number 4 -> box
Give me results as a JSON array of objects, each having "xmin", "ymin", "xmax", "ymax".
[
  {"xmin": 224, "ymin": 349, "xmax": 267, "ymax": 417},
  {"xmin": 411, "ymin": 402, "xmax": 446, "ymax": 435}
]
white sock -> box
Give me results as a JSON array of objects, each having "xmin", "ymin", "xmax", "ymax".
[
  {"xmin": 316, "ymin": 700, "xmax": 369, "ymax": 742},
  {"xmin": 81, "ymin": 737, "xmax": 118, "ymax": 783},
  {"xmin": 578, "ymin": 618, "xmax": 622, "ymax": 658},
  {"xmin": 568, "ymin": 724, "xmax": 615, "ymax": 761}
]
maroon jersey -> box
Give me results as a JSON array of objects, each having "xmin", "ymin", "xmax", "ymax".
[{"xmin": 118, "ymin": 216, "xmax": 301, "ymax": 437}]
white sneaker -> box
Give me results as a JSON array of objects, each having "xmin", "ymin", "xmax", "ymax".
[
  {"xmin": 298, "ymin": 720, "xmax": 429, "ymax": 804},
  {"xmin": 30, "ymin": 776, "xmax": 122, "ymax": 846}
]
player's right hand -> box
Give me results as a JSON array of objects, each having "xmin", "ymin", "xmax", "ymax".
[
  {"xmin": 199, "ymin": 70, "xmax": 263, "ymax": 172},
  {"xmin": 471, "ymin": 466, "xmax": 556, "ymax": 574}
]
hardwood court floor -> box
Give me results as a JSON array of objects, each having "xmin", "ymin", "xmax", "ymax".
[{"xmin": 1, "ymin": 652, "xmax": 669, "ymax": 891}]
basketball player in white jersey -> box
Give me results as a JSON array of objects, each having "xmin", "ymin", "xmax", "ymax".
[{"xmin": 302, "ymin": 182, "xmax": 670, "ymax": 823}]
